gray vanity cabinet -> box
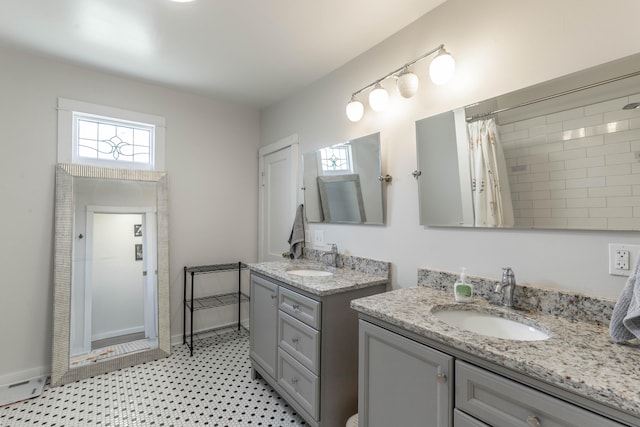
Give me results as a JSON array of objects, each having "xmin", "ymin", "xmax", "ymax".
[
  {"xmin": 249, "ymin": 271, "xmax": 387, "ymax": 427},
  {"xmin": 359, "ymin": 319, "xmax": 628, "ymax": 427},
  {"xmin": 359, "ymin": 320, "xmax": 453, "ymax": 427},
  {"xmin": 249, "ymin": 274, "xmax": 279, "ymax": 378}
]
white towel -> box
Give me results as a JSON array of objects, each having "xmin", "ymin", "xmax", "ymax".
[
  {"xmin": 287, "ymin": 204, "xmax": 305, "ymax": 259},
  {"xmin": 610, "ymin": 253, "xmax": 640, "ymax": 343}
]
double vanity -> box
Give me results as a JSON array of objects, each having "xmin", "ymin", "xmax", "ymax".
[{"xmin": 250, "ymin": 256, "xmax": 640, "ymax": 427}]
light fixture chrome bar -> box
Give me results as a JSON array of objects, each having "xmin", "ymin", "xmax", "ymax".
[
  {"xmin": 466, "ymin": 69, "xmax": 640, "ymax": 122},
  {"xmin": 350, "ymin": 44, "xmax": 444, "ymax": 98}
]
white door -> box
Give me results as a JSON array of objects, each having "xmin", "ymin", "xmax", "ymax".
[{"xmin": 259, "ymin": 135, "xmax": 299, "ymax": 262}]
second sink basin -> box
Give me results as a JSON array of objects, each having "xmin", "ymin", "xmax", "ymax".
[
  {"xmin": 432, "ymin": 308, "xmax": 550, "ymax": 341},
  {"xmin": 287, "ymin": 269, "xmax": 333, "ymax": 277}
]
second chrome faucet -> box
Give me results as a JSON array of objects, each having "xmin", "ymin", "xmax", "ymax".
[{"xmin": 495, "ymin": 267, "xmax": 516, "ymax": 307}]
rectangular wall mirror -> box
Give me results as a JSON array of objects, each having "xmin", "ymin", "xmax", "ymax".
[
  {"xmin": 52, "ymin": 164, "xmax": 170, "ymax": 386},
  {"xmin": 303, "ymin": 132, "xmax": 384, "ymax": 225},
  {"xmin": 416, "ymin": 52, "xmax": 640, "ymax": 230}
]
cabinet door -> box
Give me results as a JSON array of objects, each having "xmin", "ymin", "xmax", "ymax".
[
  {"xmin": 250, "ymin": 274, "xmax": 279, "ymax": 378},
  {"xmin": 359, "ymin": 320, "xmax": 453, "ymax": 427}
]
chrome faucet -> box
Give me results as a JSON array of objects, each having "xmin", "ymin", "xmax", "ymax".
[
  {"xmin": 323, "ymin": 243, "xmax": 341, "ymax": 268},
  {"xmin": 495, "ymin": 267, "xmax": 516, "ymax": 307}
]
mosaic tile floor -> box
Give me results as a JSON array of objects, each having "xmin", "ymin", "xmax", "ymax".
[{"xmin": 0, "ymin": 328, "xmax": 307, "ymax": 426}]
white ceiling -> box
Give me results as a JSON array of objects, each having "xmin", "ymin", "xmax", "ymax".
[{"xmin": 0, "ymin": 0, "xmax": 445, "ymax": 108}]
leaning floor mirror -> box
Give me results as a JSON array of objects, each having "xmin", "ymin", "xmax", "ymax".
[{"xmin": 52, "ymin": 164, "xmax": 170, "ymax": 386}]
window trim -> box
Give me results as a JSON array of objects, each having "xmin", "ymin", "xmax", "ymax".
[{"xmin": 57, "ymin": 98, "xmax": 166, "ymax": 171}]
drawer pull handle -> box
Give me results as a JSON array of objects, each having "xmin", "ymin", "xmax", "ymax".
[
  {"xmin": 526, "ymin": 416, "xmax": 541, "ymax": 427},
  {"xmin": 270, "ymin": 294, "xmax": 277, "ymax": 299},
  {"xmin": 436, "ymin": 373, "xmax": 447, "ymax": 384},
  {"xmin": 292, "ymin": 304, "xmax": 300, "ymax": 311},
  {"xmin": 292, "ymin": 337, "xmax": 300, "ymax": 344},
  {"xmin": 291, "ymin": 377, "xmax": 298, "ymax": 385}
]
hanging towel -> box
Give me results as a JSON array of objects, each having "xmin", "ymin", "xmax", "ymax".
[
  {"xmin": 610, "ymin": 253, "xmax": 640, "ymax": 343},
  {"xmin": 287, "ymin": 204, "xmax": 305, "ymax": 259}
]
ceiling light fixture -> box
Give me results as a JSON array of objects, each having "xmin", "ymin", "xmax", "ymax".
[{"xmin": 345, "ymin": 44, "xmax": 455, "ymax": 122}]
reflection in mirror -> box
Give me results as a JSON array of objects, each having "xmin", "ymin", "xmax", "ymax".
[
  {"xmin": 52, "ymin": 164, "xmax": 169, "ymax": 387},
  {"xmin": 303, "ymin": 132, "xmax": 384, "ymax": 225},
  {"xmin": 416, "ymin": 53, "xmax": 640, "ymax": 230},
  {"xmin": 318, "ymin": 174, "xmax": 366, "ymax": 223}
]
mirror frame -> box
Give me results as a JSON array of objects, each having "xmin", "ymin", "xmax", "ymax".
[{"xmin": 52, "ymin": 163, "xmax": 170, "ymax": 386}]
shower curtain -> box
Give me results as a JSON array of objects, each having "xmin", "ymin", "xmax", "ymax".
[{"xmin": 467, "ymin": 118, "xmax": 514, "ymax": 227}]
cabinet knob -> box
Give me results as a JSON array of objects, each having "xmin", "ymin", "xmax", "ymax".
[
  {"xmin": 270, "ymin": 294, "xmax": 277, "ymax": 299},
  {"xmin": 526, "ymin": 416, "xmax": 541, "ymax": 427},
  {"xmin": 292, "ymin": 303, "xmax": 300, "ymax": 311},
  {"xmin": 292, "ymin": 337, "xmax": 300, "ymax": 344},
  {"xmin": 436, "ymin": 373, "xmax": 447, "ymax": 384},
  {"xmin": 291, "ymin": 377, "xmax": 298, "ymax": 385}
]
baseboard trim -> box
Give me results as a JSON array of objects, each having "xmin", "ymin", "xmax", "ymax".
[{"xmin": 0, "ymin": 367, "xmax": 50, "ymax": 388}]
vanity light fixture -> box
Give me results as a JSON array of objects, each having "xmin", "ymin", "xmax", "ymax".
[{"xmin": 345, "ymin": 44, "xmax": 455, "ymax": 122}]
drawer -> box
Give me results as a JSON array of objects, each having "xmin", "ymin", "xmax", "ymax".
[
  {"xmin": 278, "ymin": 348, "xmax": 320, "ymax": 421},
  {"xmin": 278, "ymin": 311, "xmax": 320, "ymax": 374},
  {"xmin": 279, "ymin": 287, "xmax": 321, "ymax": 329},
  {"xmin": 456, "ymin": 361, "xmax": 624, "ymax": 427},
  {"xmin": 454, "ymin": 409, "xmax": 490, "ymax": 427}
]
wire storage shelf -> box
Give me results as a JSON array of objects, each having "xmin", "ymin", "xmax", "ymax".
[
  {"xmin": 186, "ymin": 292, "xmax": 250, "ymax": 311},
  {"xmin": 183, "ymin": 262, "xmax": 249, "ymax": 356}
]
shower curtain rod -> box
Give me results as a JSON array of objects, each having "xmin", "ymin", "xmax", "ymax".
[{"xmin": 465, "ymin": 69, "xmax": 640, "ymax": 123}]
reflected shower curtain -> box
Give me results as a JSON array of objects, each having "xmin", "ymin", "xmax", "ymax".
[{"xmin": 468, "ymin": 118, "xmax": 514, "ymax": 227}]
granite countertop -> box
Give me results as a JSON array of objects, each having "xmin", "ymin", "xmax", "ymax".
[
  {"xmin": 249, "ymin": 260, "xmax": 389, "ymax": 296},
  {"xmin": 350, "ymin": 286, "xmax": 640, "ymax": 419}
]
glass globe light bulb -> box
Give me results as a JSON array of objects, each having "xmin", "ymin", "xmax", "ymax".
[
  {"xmin": 397, "ymin": 70, "xmax": 419, "ymax": 98},
  {"xmin": 369, "ymin": 83, "xmax": 389, "ymax": 112},
  {"xmin": 429, "ymin": 48, "xmax": 456, "ymax": 85},
  {"xmin": 346, "ymin": 98, "xmax": 364, "ymax": 122}
]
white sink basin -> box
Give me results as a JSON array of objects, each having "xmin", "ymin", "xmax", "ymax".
[
  {"xmin": 287, "ymin": 269, "xmax": 333, "ymax": 277},
  {"xmin": 432, "ymin": 308, "xmax": 550, "ymax": 341}
]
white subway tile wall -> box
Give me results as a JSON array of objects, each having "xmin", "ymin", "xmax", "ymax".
[{"xmin": 502, "ymin": 93, "xmax": 640, "ymax": 229}]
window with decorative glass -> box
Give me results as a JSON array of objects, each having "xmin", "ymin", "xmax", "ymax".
[
  {"xmin": 319, "ymin": 145, "xmax": 353, "ymax": 174},
  {"xmin": 57, "ymin": 98, "xmax": 166, "ymax": 171},
  {"xmin": 74, "ymin": 113, "xmax": 153, "ymax": 165}
]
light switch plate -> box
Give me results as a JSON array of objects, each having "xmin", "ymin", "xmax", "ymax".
[
  {"xmin": 313, "ymin": 230, "xmax": 324, "ymax": 247},
  {"xmin": 609, "ymin": 243, "xmax": 640, "ymax": 276}
]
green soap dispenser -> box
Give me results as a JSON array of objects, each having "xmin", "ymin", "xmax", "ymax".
[{"xmin": 454, "ymin": 267, "xmax": 473, "ymax": 303}]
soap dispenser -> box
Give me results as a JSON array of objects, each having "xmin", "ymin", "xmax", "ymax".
[{"xmin": 454, "ymin": 267, "xmax": 473, "ymax": 303}]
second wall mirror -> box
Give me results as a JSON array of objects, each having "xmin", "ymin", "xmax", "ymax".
[
  {"xmin": 416, "ymin": 52, "xmax": 640, "ymax": 230},
  {"xmin": 303, "ymin": 132, "xmax": 385, "ymax": 225}
]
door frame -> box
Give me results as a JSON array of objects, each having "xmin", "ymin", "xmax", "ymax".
[
  {"xmin": 81, "ymin": 205, "xmax": 157, "ymax": 354},
  {"xmin": 258, "ymin": 134, "xmax": 299, "ymax": 262}
]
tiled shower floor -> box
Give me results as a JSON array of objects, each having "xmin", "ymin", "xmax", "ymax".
[{"xmin": 0, "ymin": 328, "xmax": 307, "ymax": 426}]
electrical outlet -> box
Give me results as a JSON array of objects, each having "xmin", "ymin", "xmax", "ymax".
[
  {"xmin": 609, "ymin": 244, "xmax": 640, "ymax": 276},
  {"xmin": 616, "ymin": 249, "xmax": 630, "ymax": 270},
  {"xmin": 313, "ymin": 230, "xmax": 324, "ymax": 247}
]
